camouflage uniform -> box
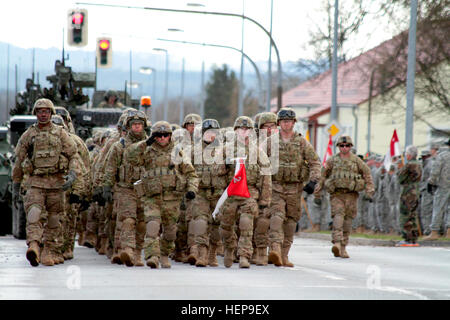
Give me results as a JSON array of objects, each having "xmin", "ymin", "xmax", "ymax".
[
  {"xmin": 97, "ymin": 90, "xmax": 124, "ymax": 108},
  {"xmin": 218, "ymin": 116, "xmax": 272, "ymax": 268},
  {"xmin": 266, "ymin": 109, "xmax": 321, "ymax": 267},
  {"xmin": 397, "ymin": 146, "xmax": 422, "ymax": 243},
  {"xmin": 374, "ymin": 166, "xmax": 390, "ymax": 233},
  {"xmin": 315, "ymin": 136, "xmax": 374, "ymax": 258},
  {"xmin": 103, "ymin": 109, "xmax": 148, "ymax": 266},
  {"xmin": 427, "ymin": 144, "xmax": 449, "ymax": 236},
  {"xmin": 129, "ymin": 121, "xmax": 199, "ymax": 268},
  {"xmin": 12, "ymin": 99, "xmax": 79, "ymax": 266},
  {"xmin": 419, "ymin": 151, "xmax": 434, "ymax": 235}
]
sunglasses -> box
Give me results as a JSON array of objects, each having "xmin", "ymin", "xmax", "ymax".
[
  {"xmin": 278, "ymin": 109, "xmax": 295, "ymax": 118},
  {"xmin": 154, "ymin": 133, "xmax": 171, "ymax": 138},
  {"xmin": 126, "ymin": 109, "xmax": 146, "ymax": 118},
  {"xmin": 339, "ymin": 144, "xmax": 352, "ymax": 148}
]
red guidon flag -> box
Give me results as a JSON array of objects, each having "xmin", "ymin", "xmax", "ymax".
[
  {"xmin": 323, "ymin": 134, "xmax": 333, "ymax": 166},
  {"xmin": 212, "ymin": 158, "xmax": 250, "ymax": 219},
  {"xmin": 383, "ymin": 129, "xmax": 401, "ymax": 170}
]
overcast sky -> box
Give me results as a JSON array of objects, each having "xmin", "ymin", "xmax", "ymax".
[{"xmin": 1, "ymin": 0, "xmax": 398, "ymax": 71}]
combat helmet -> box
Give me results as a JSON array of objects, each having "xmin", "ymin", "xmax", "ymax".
[
  {"xmin": 258, "ymin": 112, "xmax": 278, "ymax": 129},
  {"xmin": 124, "ymin": 108, "xmax": 148, "ymax": 128},
  {"xmin": 32, "ymin": 98, "xmax": 56, "ymax": 115},
  {"xmin": 51, "ymin": 114, "xmax": 68, "ymax": 130},
  {"xmin": 54, "ymin": 106, "xmax": 70, "ymax": 122},
  {"xmin": 117, "ymin": 108, "xmax": 135, "ymax": 131},
  {"xmin": 253, "ymin": 113, "xmax": 263, "ymax": 129},
  {"xmin": 182, "ymin": 113, "xmax": 202, "ymax": 128},
  {"xmin": 105, "ymin": 89, "xmax": 119, "ymax": 102},
  {"xmin": 152, "ymin": 121, "xmax": 172, "ymax": 134},
  {"xmin": 277, "ymin": 107, "xmax": 296, "ymax": 123},
  {"xmin": 202, "ymin": 119, "xmax": 220, "ymax": 132},
  {"xmin": 233, "ymin": 116, "xmax": 254, "ymax": 130},
  {"xmin": 171, "ymin": 123, "xmax": 182, "ymax": 131},
  {"xmin": 336, "ymin": 135, "xmax": 353, "ymax": 147}
]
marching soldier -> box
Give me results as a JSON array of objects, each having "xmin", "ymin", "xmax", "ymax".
[
  {"xmin": 12, "ymin": 98, "xmax": 79, "ymax": 266},
  {"xmin": 314, "ymin": 135, "xmax": 375, "ymax": 258}
]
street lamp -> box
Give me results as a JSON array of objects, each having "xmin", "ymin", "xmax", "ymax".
[
  {"xmin": 153, "ymin": 48, "xmax": 169, "ymax": 121},
  {"xmin": 139, "ymin": 66, "xmax": 157, "ymax": 121}
]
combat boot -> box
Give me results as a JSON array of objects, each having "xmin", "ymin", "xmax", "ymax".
[
  {"xmin": 239, "ymin": 256, "xmax": 250, "ymax": 268},
  {"xmin": 224, "ymin": 248, "xmax": 234, "ymax": 268},
  {"xmin": 331, "ymin": 242, "xmax": 341, "ymax": 257},
  {"xmin": 173, "ymin": 250, "xmax": 188, "ymax": 263},
  {"xmin": 423, "ymin": 230, "xmax": 440, "ymax": 241},
  {"xmin": 340, "ymin": 244, "xmax": 350, "ymax": 258},
  {"xmin": 63, "ymin": 247, "xmax": 74, "ymax": 260},
  {"xmin": 40, "ymin": 247, "xmax": 54, "ymax": 266},
  {"xmin": 111, "ymin": 250, "xmax": 122, "ymax": 264},
  {"xmin": 187, "ymin": 245, "xmax": 199, "ymax": 265},
  {"xmin": 208, "ymin": 244, "xmax": 219, "ymax": 267},
  {"xmin": 281, "ymin": 247, "xmax": 294, "ymax": 267},
  {"xmin": 83, "ymin": 232, "xmax": 97, "ymax": 248},
  {"xmin": 146, "ymin": 256, "xmax": 159, "ymax": 268},
  {"xmin": 312, "ymin": 224, "xmax": 320, "ymax": 232},
  {"xmin": 256, "ymin": 247, "xmax": 268, "ymax": 266},
  {"xmin": 120, "ymin": 247, "xmax": 135, "ymax": 267},
  {"xmin": 160, "ymin": 256, "xmax": 171, "ymax": 268},
  {"xmin": 26, "ymin": 241, "xmax": 40, "ymax": 267},
  {"xmin": 53, "ymin": 249, "xmax": 65, "ymax": 264},
  {"xmin": 446, "ymin": 228, "xmax": 450, "ymax": 239},
  {"xmin": 98, "ymin": 237, "xmax": 108, "ymax": 255},
  {"xmin": 216, "ymin": 242, "xmax": 224, "ymax": 256},
  {"xmin": 77, "ymin": 232, "xmax": 85, "ymax": 247},
  {"xmin": 134, "ymin": 249, "xmax": 144, "ymax": 267},
  {"xmin": 250, "ymin": 249, "xmax": 258, "ymax": 264},
  {"xmin": 268, "ymin": 243, "xmax": 282, "ymax": 266},
  {"xmin": 195, "ymin": 245, "xmax": 208, "ymax": 267}
]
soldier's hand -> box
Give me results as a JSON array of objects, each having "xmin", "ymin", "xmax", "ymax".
[
  {"xmin": 185, "ymin": 191, "xmax": 196, "ymax": 200},
  {"xmin": 313, "ymin": 198, "xmax": 322, "ymax": 206},
  {"xmin": 427, "ymin": 183, "xmax": 437, "ymax": 195},
  {"xmin": 258, "ymin": 204, "xmax": 267, "ymax": 210},
  {"xmin": 363, "ymin": 194, "xmax": 373, "ymax": 203},
  {"xmin": 80, "ymin": 199, "xmax": 90, "ymax": 211},
  {"xmin": 146, "ymin": 135, "xmax": 156, "ymax": 146},
  {"xmin": 92, "ymin": 187, "xmax": 103, "ymax": 203},
  {"xmin": 62, "ymin": 170, "xmax": 77, "ymax": 191},
  {"xmin": 102, "ymin": 186, "xmax": 113, "ymax": 204},
  {"xmin": 303, "ymin": 181, "xmax": 317, "ymax": 195},
  {"xmin": 69, "ymin": 194, "xmax": 81, "ymax": 204}
]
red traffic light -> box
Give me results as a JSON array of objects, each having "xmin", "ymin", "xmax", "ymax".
[
  {"xmin": 72, "ymin": 12, "xmax": 84, "ymax": 25},
  {"xmin": 99, "ymin": 39, "xmax": 110, "ymax": 51}
]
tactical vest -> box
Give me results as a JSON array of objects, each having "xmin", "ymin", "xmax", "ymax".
[
  {"xmin": 273, "ymin": 135, "xmax": 303, "ymax": 183},
  {"xmin": 118, "ymin": 137, "xmax": 145, "ymax": 187},
  {"xmin": 324, "ymin": 154, "xmax": 365, "ymax": 193},
  {"xmin": 195, "ymin": 163, "xmax": 227, "ymax": 190},
  {"xmin": 31, "ymin": 125, "xmax": 68, "ymax": 175},
  {"xmin": 135, "ymin": 144, "xmax": 186, "ymax": 197}
]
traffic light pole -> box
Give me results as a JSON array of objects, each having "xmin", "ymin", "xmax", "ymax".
[{"xmin": 76, "ymin": 2, "xmax": 283, "ymax": 110}]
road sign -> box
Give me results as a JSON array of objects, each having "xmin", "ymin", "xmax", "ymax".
[{"xmin": 324, "ymin": 120, "xmax": 342, "ymax": 137}]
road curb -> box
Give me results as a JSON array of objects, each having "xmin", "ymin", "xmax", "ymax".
[{"xmin": 295, "ymin": 232, "xmax": 450, "ymax": 247}]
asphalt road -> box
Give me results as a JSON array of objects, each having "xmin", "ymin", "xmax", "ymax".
[{"xmin": 1, "ymin": 235, "xmax": 449, "ymax": 301}]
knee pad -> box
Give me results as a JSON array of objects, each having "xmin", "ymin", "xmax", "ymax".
[
  {"xmin": 255, "ymin": 217, "xmax": 270, "ymax": 234},
  {"xmin": 283, "ymin": 219, "xmax": 297, "ymax": 238},
  {"xmin": 239, "ymin": 216, "xmax": 253, "ymax": 232},
  {"xmin": 27, "ymin": 205, "xmax": 42, "ymax": 224},
  {"xmin": 192, "ymin": 219, "xmax": 208, "ymax": 236},
  {"xmin": 163, "ymin": 224, "xmax": 177, "ymax": 241},
  {"xmin": 270, "ymin": 215, "xmax": 284, "ymax": 231},
  {"xmin": 146, "ymin": 220, "xmax": 160, "ymax": 238},
  {"xmin": 47, "ymin": 214, "xmax": 60, "ymax": 229},
  {"xmin": 219, "ymin": 223, "xmax": 233, "ymax": 239}
]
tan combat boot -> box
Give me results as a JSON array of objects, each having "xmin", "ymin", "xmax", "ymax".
[
  {"xmin": 111, "ymin": 249, "xmax": 122, "ymax": 264},
  {"xmin": 83, "ymin": 232, "xmax": 97, "ymax": 248},
  {"xmin": 53, "ymin": 249, "xmax": 65, "ymax": 264},
  {"xmin": 423, "ymin": 230, "xmax": 440, "ymax": 241},
  {"xmin": 239, "ymin": 256, "xmax": 250, "ymax": 268},
  {"xmin": 187, "ymin": 245, "xmax": 199, "ymax": 265},
  {"xmin": 268, "ymin": 243, "xmax": 283, "ymax": 266},
  {"xmin": 256, "ymin": 247, "xmax": 268, "ymax": 266},
  {"xmin": 281, "ymin": 247, "xmax": 294, "ymax": 267},
  {"xmin": 134, "ymin": 249, "xmax": 144, "ymax": 267},
  {"xmin": 63, "ymin": 247, "xmax": 74, "ymax": 260},
  {"xmin": 160, "ymin": 256, "xmax": 171, "ymax": 268},
  {"xmin": 224, "ymin": 248, "xmax": 234, "ymax": 268},
  {"xmin": 173, "ymin": 250, "xmax": 188, "ymax": 263},
  {"xmin": 446, "ymin": 228, "xmax": 450, "ymax": 239},
  {"xmin": 26, "ymin": 241, "xmax": 40, "ymax": 267},
  {"xmin": 77, "ymin": 232, "xmax": 85, "ymax": 247},
  {"xmin": 250, "ymin": 249, "xmax": 258, "ymax": 264},
  {"xmin": 195, "ymin": 245, "xmax": 208, "ymax": 267},
  {"xmin": 312, "ymin": 224, "xmax": 320, "ymax": 232},
  {"xmin": 340, "ymin": 244, "xmax": 350, "ymax": 258},
  {"xmin": 216, "ymin": 242, "xmax": 224, "ymax": 256},
  {"xmin": 332, "ymin": 242, "xmax": 341, "ymax": 257},
  {"xmin": 146, "ymin": 256, "xmax": 159, "ymax": 268},
  {"xmin": 40, "ymin": 247, "xmax": 55, "ymax": 266},
  {"xmin": 208, "ymin": 244, "xmax": 219, "ymax": 267},
  {"xmin": 120, "ymin": 247, "xmax": 135, "ymax": 267},
  {"xmin": 98, "ymin": 237, "xmax": 108, "ymax": 255}
]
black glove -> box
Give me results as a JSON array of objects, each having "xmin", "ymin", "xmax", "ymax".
[
  {"xmin": 427, "ymin": 183, "xmax": 437, "ymax": 195},
  {"xmin": 88, "ymin": 145, "xmax": 95, "ymax": 152},
  {"xmin": 103, "ymin": 186, "xmax": 113, "ymax": 204},
  {"xmin": 363, "ymin": 194, "xmax": 373, "ymax": 203},
  {"xmin": 92, "ymin": 187, "xmax": 103, "ymax": 202},
  {"xmin": 258, "ymin": 204, "xmax": 267, "ymax": 210},
  {"xmin": 313, "ymin": 198, "xmax": 322, "ymax": 206},
  {"xmin": 185, "ymin": 191, "xmax": 196, "ymax": 200},
  {"xmin": 69, "ymin": 194, "xmax": 81, "ymax": 204},
  {"xmin": 80, "ymin": 199, "xmax": 90, "ymax": 211},
  {"xmin": 303, "ymin": 181, "xmax": 317, "ymax": 195},
  {"xmin": 62, "ymin": 170, "xmax": 77, "ymax": 191},
  {"xmin": 146, "ymin": 135, "xmax": 156, "ymax": 146}
]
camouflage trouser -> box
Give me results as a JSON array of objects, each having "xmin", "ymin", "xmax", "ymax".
[
  {"xmin": 76, "ymin": 207, "xmax": 88, "ymax": 238},
  {"xmin": 219, "ymin": 195, "xmax": 258, "ymax": 259},
  {"xmin": 114, "ymin": 186, "xmax": 145, "ymax": 250},
  {"xmin": 330, "ymin": 192, "xmax": 358, "ymax": 246},
  {"xmin": 24, "ymin": 187, "xmax": 65, "ymax": 252},
  {"xmin": 399, "ymin": 190, "xmax": 419, "ymax": 241},
  {"xmin": 62, "ymin": 193, "xmax": 79, "ymax": 253},
  {"xmin": 375, "ymin": 197, "xmax": 390, "ymax": 232},
  {"xmin": 430, "ymin": 187, "xmax": 450, "ymax": 232},
  {"xmin": 190, "ymin": 189, "xmax": 220, "ymax": 247},
  {"xmin": 267, "ymin": 184, "xmax": 302, "ymax": 251},
  {"xmin": 419, "ymin": 192, "xmax": 433, "ymax": 234},
  {"xmin": 104, "ymin": 200, "xmax": 115, "ymax": 249},
  {"xmin": 143, "ymin": 195, "xmax": 181, "ymax": 259},
  {"xmin": 174, "ymin": 196, "xmax": 195, "ymax": 254}
]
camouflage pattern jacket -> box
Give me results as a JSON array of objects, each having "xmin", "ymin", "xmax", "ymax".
[
  {"xmin": 428, "ymin": 146, "xmax": 449, "ymax": 189},
  {"xmin": 398, "ymin": 159, "xmax": 422, "ymax": 195}
]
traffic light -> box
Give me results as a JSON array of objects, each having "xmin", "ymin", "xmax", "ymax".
[
  {"xmin": 96, "ymin": 38, "xmax": 112, "ymax": 68},
  {"xmin": 67, "ymin": 9, "xmax": 88, "ymax": 47}
]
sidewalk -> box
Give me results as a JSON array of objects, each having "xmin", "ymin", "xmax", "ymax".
[{"xmin": 295, "ymin": 231, "xmax": 450, "ymax": 247}]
